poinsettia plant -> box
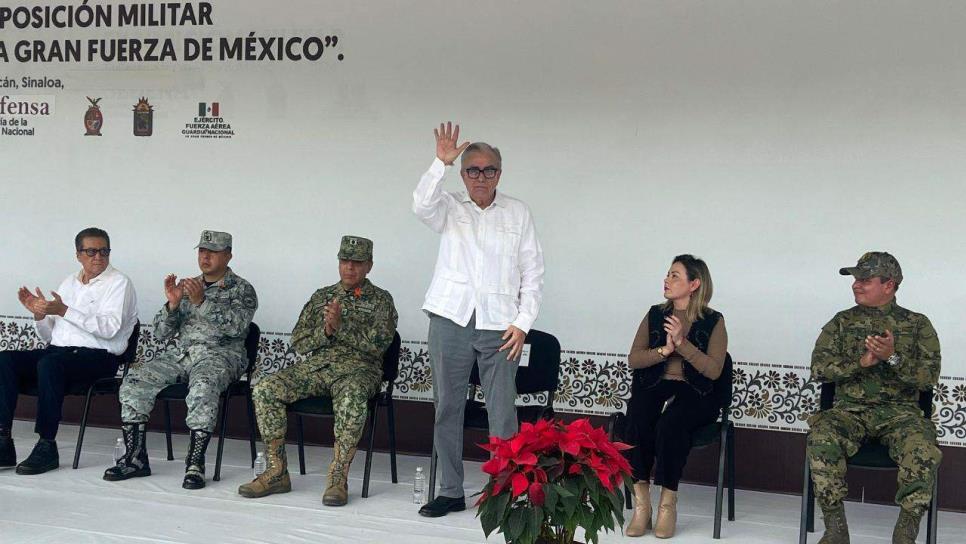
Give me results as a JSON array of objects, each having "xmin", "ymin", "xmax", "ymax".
[{"xmin": 475, "ymin": 418, "xmax": 633, "ymax": 544}]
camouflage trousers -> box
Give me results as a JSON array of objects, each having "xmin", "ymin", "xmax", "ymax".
[
  {"xmin": 119, "ymin": 352, "xmax": 245, "ymax": 432},
  {"xmin": 251, "ymin": 360, "xmax": 381, "ymax": 449},
  {"xmin": 806, "ymin": 403, "xmax": 941, "ymax": 514}
]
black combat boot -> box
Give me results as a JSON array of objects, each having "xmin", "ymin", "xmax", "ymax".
[
  {"xmin": 182, "ymin": 429, "xmax": 212, "ymax": 490},
  {"xmin": 103, "ymin": 423, "xmax": 151, "ymax": 481},
  {"xmin": 0, "ymin": 426, "xmax": 15, "ymax": 467},
  {"xmin": 16, "ymin": 438, "xmax": 59, "ymax": 475}
]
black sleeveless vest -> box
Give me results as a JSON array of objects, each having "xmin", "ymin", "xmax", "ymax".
[{"xmin": 632, "ymin": 304, "xmax": 722, "ymax": 396}]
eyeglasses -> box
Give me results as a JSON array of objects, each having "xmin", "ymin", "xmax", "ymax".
[
  {"xmin": 464, "ymin": 166, "xmax": 500, "ymax": 180},
  {"xmin": 78, "ymin": 248, "xmax": 111, "ymax": 257}
]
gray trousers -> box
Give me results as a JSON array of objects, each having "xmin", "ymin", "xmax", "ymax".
[{"xmin": 428, "ymin": 313, "xmax": 519, "ymax": 498}]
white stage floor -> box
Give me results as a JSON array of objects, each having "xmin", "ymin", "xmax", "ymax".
[{"xmin": 1, "ymin": 421, "xmax": 962, "ymax": 543}]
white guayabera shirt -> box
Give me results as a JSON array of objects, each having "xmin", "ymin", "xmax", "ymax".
[{"xmin": 413, "ymin": 158, "xmax": 544, "ymax": 332}]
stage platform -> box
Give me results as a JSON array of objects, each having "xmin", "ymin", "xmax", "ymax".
[{"xmin": 1, "ymin": 421, "xmax": 962, "ymax": 543}]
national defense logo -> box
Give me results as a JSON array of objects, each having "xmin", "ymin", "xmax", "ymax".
[
  {"xmin": 183, "ymin": 101, "xmax": 234, "ymax": 140},
  {"xmin": 84, "ymin": 96, "xmax": 103, "ymax": 136},
  {"xmin": 133, "ymin": 97, "xmax": 153, "ymax": 136}
]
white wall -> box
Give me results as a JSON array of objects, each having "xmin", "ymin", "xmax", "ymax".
[{"xmin": 1, "ymin": 1, "xmax": 963, "ymax": 374}]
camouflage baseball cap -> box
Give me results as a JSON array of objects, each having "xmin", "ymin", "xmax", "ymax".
[
  {"xmin": 839, "ymin": 251, "xmax": 902, "ymax": 284},
  {"xmin": 195, "ymin": 230, "xmax": 232, "ymax": 252},
  {"xmin": 337, "ymin": 235, "xmax": 373, "ymax": 261}
]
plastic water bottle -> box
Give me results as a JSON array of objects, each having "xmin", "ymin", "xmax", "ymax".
[
  {"xmin": 253, "ymin": 452, "xmax": 267, "ymax": 478},
  {"xmin": 413, "ymin": 466, "xmax": 426, "ymax": 504},
  {"xmin": 112, "ymin": 437, "xmax": 124, "ymax": 464}
]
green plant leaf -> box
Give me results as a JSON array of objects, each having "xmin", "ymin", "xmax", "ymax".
[
  {"xmin": 543, "ymin": 484, "xmax": 559, "ymax": 512},
  {"xmin": 506, "ymin": 507, "xmax": 529, "ymax": 544}
]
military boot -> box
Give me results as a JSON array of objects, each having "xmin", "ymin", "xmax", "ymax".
[
  {"xmin": 626, "ymin": 481, "xmax": 653, "ymax": 537},
  {"xmin": 892, "ymin": 508, "xmax": 922, "ymax": 544},
  {"xmin": 182, "ymin": 429, "xmax": 212, "ymax": 490},
  {"xmin": 0, "ymin": 426, "xmax": 15, "ymax": 467},
  {"xmin": 238, "ymin": 438, "xmax": 292, "ymax": 498},
  {"xmin": 103, "ymin": 422, "xmax": 151, "ymax": 481},
  {"xmin": 653, "ymin": 487, "xmax": 678, "ymax": 538},
  {"xmin": 322, "ymin": 443, "xmax": 356, "ymax": 506},
  {"xmin": 818, "ymin": 504, "xmax": 850, "ymax": 544}
]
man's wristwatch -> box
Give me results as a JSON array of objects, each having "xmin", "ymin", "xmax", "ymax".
[{"xmin": 886, "ymin": 353, "xmax": 901, "ymax": 367}]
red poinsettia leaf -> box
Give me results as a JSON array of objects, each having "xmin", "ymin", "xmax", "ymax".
[
  {"xmin": 516, "ymin": 451, "xmax": 538, "ymax": 466},
  {"xmin": 481, "ymin": 456, "xmax": 508, "ymax": 476},
  {"xmin": 568, "ymin": 463, "xmax": 583, "ymax": 475},
  {"xmin": 511, "ymin": 472, "xmax": 529, "ymax": 497},
  {"xmin": 528, "ymin": 482, "xmax": 546, "ymax": 506}
]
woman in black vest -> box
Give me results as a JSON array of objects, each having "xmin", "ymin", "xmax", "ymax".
[{"xmin": 624, "ymin": 254, "xmax": 728, "ymax": 538}]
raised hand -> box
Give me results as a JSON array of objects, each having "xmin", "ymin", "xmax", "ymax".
[
  {"xmin": 183, "ymin": 277, "xmax": 206, "ymax": 306},
  {"xmin": 323, "ymin": 297, "xmax": 342, "ymax": 336},
  {"xmin": 164, "ymin": 274, "xmax": 184, "ymax": 310},
  {"xmin": 435, "ymin": 121, "xmax": 470, "ymax": 165},
  {"xmin": 664, "ymin": 315, "xmax": 685, "ymax": 347},
  {"xmin": 46, "ymin": 291, "xmax": 68, "ymax": 317}
]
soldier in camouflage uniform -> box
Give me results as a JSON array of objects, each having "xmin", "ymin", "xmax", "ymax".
[
  {"xmin": 807, "ymin": 252, "xmax": 941, "ymax": 544},
  {"xmin": 105, "ymin": 230, "xmax": 257, "ymax": 490},
  {"xmin": 238, "ymin": 235, "xmax": 397, "ymax": 506}
]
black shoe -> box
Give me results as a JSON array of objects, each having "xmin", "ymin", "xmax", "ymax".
[
  {"xmin": 0, "ymin": 436, "xmax": 15, "ymax": 467},
  {"xmin": 418, "ymin": 495, "xmax": 466, "ymax": 517},
  {"xmin": 16, "ymin": 439, "xmax": 59, "ymax": 475},
  {"xmin": 104, "ymin": 423, "xmax": 151, "ymax": 481},
  {"xmin": 182, "ymin": 429, "xmax": 212, "ymax": 490}
]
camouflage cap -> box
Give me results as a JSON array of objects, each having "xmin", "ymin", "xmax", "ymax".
[
  {"xmin": 839, "ymin": 251, "xmax": 902, "ymax": 284},
  {"xmin": 337, "ymin": 235, "xmax": 373, "ymax": 261},
  {"xmin": 195, "ymin": 230, "xmax": 232, "ymax": 252}
]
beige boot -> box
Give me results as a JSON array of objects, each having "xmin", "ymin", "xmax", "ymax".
[
  {"xmin": 238, "ymin": 439, "xmax": 292, "ymax": 498},
  {"xmin": 625, "ymin": 481, "xmax": 653, "ymax": 537},
  {"xmin": 322, "ymin": 443, "xmax": 356, "ymax": 506},
  {"xmin": 654, "ymin": 487, "xmax": 678, "ymax": 538}
]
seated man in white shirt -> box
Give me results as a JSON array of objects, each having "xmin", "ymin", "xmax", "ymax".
[
  {"xmin": 0, "ymin": 227, "xmax": 139, "ymax": 475},
  {"xmin": 412, "ymin": 122, "xmax": 545, "ymax": 517}
]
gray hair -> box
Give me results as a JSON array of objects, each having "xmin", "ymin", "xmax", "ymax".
[{"xmin": 461, "ymin": 142, "xmax": 502, "ymax": 169}]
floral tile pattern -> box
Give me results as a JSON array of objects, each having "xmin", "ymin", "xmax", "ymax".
[{"xmin": 2, "ymin": 316, "xmax": 962, "ymax": 446}]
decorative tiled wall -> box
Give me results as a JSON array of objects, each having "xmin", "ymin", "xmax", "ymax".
[{"xmin": 2, "ymin": 316, "xmax": 962, "ymax": 447}]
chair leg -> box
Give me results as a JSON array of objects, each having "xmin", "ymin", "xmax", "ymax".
[
  {"xmin": 296, "ymin": 415, "xmax": 306, "ymax": 475},
  {"xmin": 427, "ymin": 446, "xmax": 438, "ymax": 502},
  {"xmin": 362, "ymin": 405, "xmax": 378, "ymax": 498},
  {"xmin": 72, "ymin": 386, "xmax": 97, "ymax": 469},
  {"xmin": 799, "ymin": 461, "xmax": 812, "ymax": 544},
  {"xmin": 713, "ymin": 424, "xmax": 727, "ymax": 539},
  {"xmin": 213, "ymin": 394, "xmax": 229, "ymax": 482},
  {"xmin": 727, "ymin": 423, "xmax": 736, "ymax": 521},
  {"xmin": 246, "ymin": 389, "xmax": 257, "ymax": 468},
  {"xmin": 386, "ymin": 398, "xmax": 398, "ymax": 484},
  {"xmin": 927, "ymin": 478, "xmax": 938, "ymax": 544},
  {"xmin": 164, "ymin": 400, "xmax": 174, "ymax": 461},
  {"xmin": 624, "ymin": 483, "xmax": 632, "ymax": 510}
]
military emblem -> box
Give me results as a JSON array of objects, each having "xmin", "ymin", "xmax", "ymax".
[
  {"xmin": 84, "ymin": 96, "xmax": 103, "ymax": 136},
  {"xmin": 132, "ymin": 97, "xmax": 153, "ymax": 136}
]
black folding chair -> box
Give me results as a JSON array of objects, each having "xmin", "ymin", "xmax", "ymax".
[
  {"xmin": 159, "ymin": 322, "xmax": 260, "ymax": 481},
  {"xmin": 799, "ymin": 383, "xmax": 938, "ymax": 544},
  {"xmin": 50, "ymin": 322, "xmax": 141, "ymax": 469},
  {"xmin": 286, "ymin": 332, "xmax": 402, "ymax": 498},
  {"xmin": 609, "ymin": 352, "xmax": 736, "ymax": 539},
  {"xmin": 427, "ymin": 329, "xmax": 562, "ymax": 501}
]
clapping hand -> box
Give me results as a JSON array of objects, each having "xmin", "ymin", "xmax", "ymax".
[
  {"xmin": 164, "ymin": 274, "xmax": 184, "ymax": 311},
  {"xmin": 323, "ymin": 297, "xmax": 342, "ymax": 336},
  {"xmin": 435, "ymin": 121, "xmax": 470, "ymax": 166},
  {"xmin": 862, "ymin": 330, "xmax": 895, "ymax": 365},
  {"xmin": 18, "ymin": 286, "xmax": 47, "ymax": 320},
  {"xmin": 182, "ymin": 277, "xmax": 206, "ymax": 306},
  {"xmin": 664, "ymin": 315, "xmax": 685, "ymax": 347}
]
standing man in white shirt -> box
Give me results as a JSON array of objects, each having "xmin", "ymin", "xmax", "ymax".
[
  {"xmin": 413, "ymin": 122, "xmax": 545, "ymax": 517},
  {"xmin": 0, "ymin": 227, "xmax": 139, "ymax": 475}
]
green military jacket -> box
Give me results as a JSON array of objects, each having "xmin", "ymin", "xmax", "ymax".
[
  {"xmin": 153, "ymin": 268, "xmax": 258, "ymax": 369},
  {"xmin": 290, "ymin": 278, "xmax": 398, "ymax": 382},
  {"xmin": 810, "ymin": 300, "xmax": 941, "ymax": 407}
]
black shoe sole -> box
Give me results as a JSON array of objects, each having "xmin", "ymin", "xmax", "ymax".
[
  {"xmin": 103, "ymin": 467, "xmax": 152, "ymax": 481},
  {"xmin": 418, "ymin": 502, "xmax": 467, "ymax": 518},
  {"xmin": 182, "ymin": 478, "xmax": 206, "ymax": 490},
  {"xmin": 15, "ymin": 462, "xmax": 59, "ymax": 475}
]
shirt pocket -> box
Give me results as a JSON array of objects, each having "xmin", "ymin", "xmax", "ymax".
[{"xmin": 495, "ymin": 221, "xmax": 522, "ymax": 256}]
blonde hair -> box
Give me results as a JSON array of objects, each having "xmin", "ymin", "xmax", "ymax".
[{"xmin": 662, "ymin": 254, "xmax": 714, "ymax": 323}]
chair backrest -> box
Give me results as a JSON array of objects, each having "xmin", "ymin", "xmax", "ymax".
[
  {"xmin": 470, "ymin": 329, "xmax": 561, "ymax": 396},
  {"xmin": 819, "ymin": 382, "xmax": 933, "ymax": 418},
  {"xmin": 244, "ymin": 322, "xmax": 261, "ymax": 377},
  {"xmin": 381, "ymin": 332, "xmax": 402, "ymax": 384},
  {"xmin": 120, "ymin": 321, "xmax": 141, "ymax": 377},
  {"xmin": 712, "ymin": 352, "xmax": 734, "ymax": 411}
]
